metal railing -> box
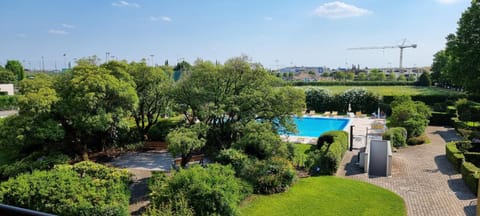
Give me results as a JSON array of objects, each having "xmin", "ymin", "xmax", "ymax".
[{"xmin": 0, "ymin": 204, "xmax": 56, "ymax": 216}]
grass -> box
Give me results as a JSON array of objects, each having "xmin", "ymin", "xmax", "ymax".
[
  {"xmin": 240, "ymin": 176, "xmax": 406, "ymax": 216},
  {"xmin": 292, "ymin": 143, "xmax": 314, "ymax": 167},
  {"xmin": 302, "ymin": 86, "xmax": 463, "ymax": 96}
]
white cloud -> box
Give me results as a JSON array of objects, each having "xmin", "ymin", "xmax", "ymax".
[
  {"xmin": 61, "ymin": 24, "xmax": 75, "ymax": 29},
  {"xmin": 436, "ymin": 0, "xmax": 461, "ymax": 4},
  {"xmin": 48, "ymin": 29, "xmax": 68, "ymax": 35},
  {"xmin": 264, "ymin": 16, "xmax": 273, "ymax": 21},
  {"xmin": 314, "ymin": 1, "xmax": 372, "ymax": 19},
  {"xmin": 150, "ymin": 16, "xmax": 172, "ymax": 22},
  {"xmin": 112, "ymin": 0, "xmax": 140, "ymax": 8}
]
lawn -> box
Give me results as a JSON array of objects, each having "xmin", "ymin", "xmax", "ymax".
[
  {"xmin": 240, "ymin": 176, "xmax": 406, "ymax": 216},
  {"xmin": 292, "ymin": 143, "xmax": 313, "ymax": 167},
  {"xmin": 303, "ymin": 86, "xmax": 463, "ymax": 96}
]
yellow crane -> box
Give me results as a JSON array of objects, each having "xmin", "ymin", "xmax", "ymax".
[{"xmin": 348, "ymin": 39, "xmax": 417, "ymax": 74}]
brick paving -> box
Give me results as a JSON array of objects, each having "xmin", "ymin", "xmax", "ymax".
[{"xmin": 338, "ymin": 126, "xmax": 477, "ymax": 216}]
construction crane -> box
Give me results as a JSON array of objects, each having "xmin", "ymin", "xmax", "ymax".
[{"xmin": 347, "ymin": 39, "xmax": 417, "ymax": 74}]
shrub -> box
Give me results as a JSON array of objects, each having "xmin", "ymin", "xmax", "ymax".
[
  {"xmin": 240, "ymin": 157, "xmax": 296, "ymax": 194},
  {"xmin": 316, "ymin": 134, "xmax": 335, "ymax": 149},
  {"xmin": 143, "ymin": 193, "xmax": 194, "ymax": 216},
  {"xmin": 304, "ymin": 87, "xmax": 333, "ymax": 112},
  {"xmin": 148, "ymin": 164, "xmax": 252, "ymax": 216},
  {"xmin": 216, "ymin": 148, "xmax": 249, "ymax": 174},
  {"xmin": 0, "ymin": 151, "xmax": 69, "ymax": 180},
  {"xmin": 0, "ymin": 95, "xmax": 17, "ymax": 110},
  {"xmin": 338, "ymin": 88, "xmax": 380, "ymax": 114},
  {"xmin": 429, "ymin": 112, "xmax": 453, "ymax": 126},
  {"xmin": 148, "ymin": 116, "xmax": 184, "ymax": 141},
  {"xmin": 464, "ymin": 152, "xmax": 480, "ymax": 167},
  {"xmin": 293, "ymin": 81, "xmax": 414, "ymax": 86},
  {"xmin": 307, "ymin": 131, "xmax": 348, "ymax": 175},
  {"xmin": 415, "ymin": 72, "xmax": 432, "ymax": 87},
  {"xmin": 446, "ymin": 142, "xmax": 465, "ymax": 171},
  {"xmin": 383, "ymin": 127, "xmax": 407, "ymax": 148},
  {"xmin": 407, "ymin": 134, "xmax": 430, "ymax": 145},
  {"xmin": 460, "ymin": 162, "xmax": 480, "ymax": 195},
  {"xmin": 234, "ymin": 121, "xmax": 287, "ymax": 160},
  {"xmin": 0, "ymin": 162, "xmax": 130, "ymax": 216},
  {"xmin": 390, "ymin": 96, "xmax": 431, "ymax": 138}
]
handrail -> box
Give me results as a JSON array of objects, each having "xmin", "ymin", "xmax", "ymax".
[{"xmin": 0, "ymin": 204, "xmax": 56, "ymax": 216}]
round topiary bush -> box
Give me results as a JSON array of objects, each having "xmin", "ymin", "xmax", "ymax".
[
  {"xmin": 383, "ymin": 127, "xmax": 407, "ymax": 148},
  {"xmin": 241, "ymin": 157, "xmax": 297, "ymax": 194}
]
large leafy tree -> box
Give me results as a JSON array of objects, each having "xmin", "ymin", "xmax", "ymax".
[
  {"xmin": 128, "ymin": 62, "xmax": 173, "ymax": 140},
  {"xmin": 5, "ymin": 60, "xmax": 25, "ymax": 81},
  {"xmin": 55, "ymin": 62, "xmax": 138, "ymax": 158},
  {"xmin": 441, "ymin": 1, "xmax": 480, "ymax": 93},
  {"xmin": 174, "ymin": 56, "xmax": 305, "ymax": 150},
  {"xmin": 0, "ymin": 66, "xmax": 15, "ymax": 84},
  {"xmin": 167, "ymin": 123, "xmax": 207, "ymax": 167}
]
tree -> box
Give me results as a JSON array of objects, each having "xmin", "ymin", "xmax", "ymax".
[
  {"xmin": 388, "ymin": 72, "xmax": 397, "ymax": 81},
  {"xmin": 443, "ymin": 1, "xmax": 480, "ymax": 93},
  {"xmin": 357, "ymin": 72, "xmax": 367, "ymax": 81},
  {"xmin": 5, "ymin": 60, "xmax": 24, "ymax": 81},
  {"xmin": 0, "ymin": 67, "xmax": 15, "ymax": 83},
  {"xmin": 368, "ymin": 69, "xmax": 385, "ymax": 81},
  {"xmin": 233, "ymin": 121, "xmax": 287, "ymax": 160},
  {"xmin": 173, "ymin": 61, "xmax": 192, "ymax": 81},
  {"xmin": 167, "ymin": 124, "xmax": 207, "ymax": 167},
  {"xmin": 416, "ymin": 72, "xmax": 432, "ymax": 87},
  {"xmin": 390, "ymin": 96, "xmax": 431, "ymax": 138},
  {"xmin": 431, "ymin": 50, "xmax": 450, "ymax": 85},
  {"xmin": 346, "ymin": 72, "xmax": 355, "ymax": 81},
  {"xmin": 173, "ymin": 56, "xmax": 304, "ymax": 150},
  {"xmin": 55, "ymin": 62, "xmax": 138, "ymax": 158},
  {"xmin": 321, "ymin": 72, "xmax": 330, "ymax": 77},
  {"xmin": 397, "ymin": 74, "xmax": 407, "ymax": 81},
  {"xmin": 127, "ymin": 62, "xmax": 173, "ymax": 141}
]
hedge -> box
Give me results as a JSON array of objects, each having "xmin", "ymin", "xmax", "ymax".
[
  {"xmin": 460, "ymin": 162, "xmax": 480, "ymax": 195},
  {"xmin": 430, "ymin": 112, "xmax": 453, "ymax": 126},
  {"xmin": 446, "ymin": 142, "xmax": 465, "ymax": 171},
  {"xmin": 464, "ymin": 152, "xmax": 480, "ymax": 167},
  {"xmin": 307, "ymin": 130, "xmax": 348, "ymax": 175},
  {"xmin": 0, "ymin": 95, "xmax": 17, "ymax": 110},
  {"xmin": 305, "ymin": 87, "xmax": 380, "ymax": 113},
  {"xmin": 383, "ymin": 94, "xmax": 466, "ymax": 106},
  {"xmin": 0, "ymin": 161, "xmax": 131, "ymax": 216},
  {"xmin": 292, "ymin": 81, "xmax": 415, "ymax": 86}
]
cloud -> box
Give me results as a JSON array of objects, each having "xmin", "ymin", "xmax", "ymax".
[
  {"xmin": 150, "ymin": 16, "xmax": 172, "ymax": 22},
  {"xmin": 112, "ymin": 0, "xmax": 140, "ymax": 8},
  {"xmin": 436, "ymin": 0, "xmax": 461, "ymax": 4},
  {"xmin": 314, "ymin": 1, "xmax": 372, "ymax": 19},
  {"xmin": 264, "ymin": 16, "xmax": 273, "ymax": 21},
  {"xmin": 48, "ymin": 29, "xmax": 68, "ymax": 35},
  {"xmin": 61, "ymin": 24, "xmax": 75, "ymax": 29}
]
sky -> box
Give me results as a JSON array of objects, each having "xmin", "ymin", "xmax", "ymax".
[{"xmin": 0, "ymin": 0, "xmax": 472, "ymax": 70}]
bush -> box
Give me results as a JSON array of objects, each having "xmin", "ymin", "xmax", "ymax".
[
  {"xmin": 148, "ymin": 164, "xmax": 252, "ymax": 216},
  {"xmin": 216, "ymin": 148, "xmax": 249, "ymax": 175},
  {"xmin": 148, "ymin": 116, "xmax": 184, "ymax": 141},
  {"xmin": 460, "ymin": 162, "xmax": 480, "ymax": 195},
  {"xmin": 429, "ymin": 112, "xmax": 453, "ymax": 126},
  {"xmin": 293, "ymin": 81, "xmax": 415, "ymax": 86},
  {"xmin": 383, "ymin": 127, "xmax": 407, "ymax": 148},
  {"xmin": 446, "ymin": 142, "xmax": 465, "ymax": 171},
  {"xmin": 0, "ymin": 95, "xmax": 17, "ymax": 110},
  {"xmin": 234, "ymin": 122, "xmax": 287, "ymax": 160},
  {"xmin": 0, "ymin": 151, "xmax": 70, "ymax": 180},
  {"xmin": 389, "ymin": 96, "xmax": 431, "ymax": 138},
  {"xmin": 307, "ymin": 131, "xmax": 348, "ymax": 175},
  {"xmin": 240, "ymin": 157, "xmax": 296, "ymax": 194},
  {"xmin": 407, "ymin": 134, "xmax": 430, "ymax": 145},
  {"xmin": 464, "ymin": 152, "xmax": 480, "ymax": 167},
  {"xmin": 338, "ymin": 88, "xmax": 380, "ymax": 114},
  {"xmin": 305, "ymin": 87, "xmax": 333, "ymax": 112},
  {"xmin": 0, "ymin": 161, "xmax": 130, "ymax": 216}
]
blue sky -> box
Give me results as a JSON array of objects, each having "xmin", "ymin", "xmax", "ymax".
[{"xmin": 0, "ymin": 0, "xmax": 471, "ymax": 70}]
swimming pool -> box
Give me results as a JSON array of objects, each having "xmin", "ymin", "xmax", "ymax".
[{"xmin": 284, "ymin": 117, "xmax": 350, "ymax": 138}]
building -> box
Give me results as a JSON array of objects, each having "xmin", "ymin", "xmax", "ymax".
[{"xmin": 0, "ymin": 84, "xmax": 14, "ymax": 95}]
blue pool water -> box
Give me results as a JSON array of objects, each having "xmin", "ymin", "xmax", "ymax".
[{"xmin": 285, "ymin": 117, "xmax": 350, "ymax": 138}]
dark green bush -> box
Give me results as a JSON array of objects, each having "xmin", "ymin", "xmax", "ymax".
[
  {"xmin": 307, "ymin": 130, "xmax": 348, "ymax": 175},
  {"xmin": 148, "ymin": 164, "xmax": 252, "ymax": 216},
  {"xmin": 382, "ymin": 94, "xmax": 465, "ymax": 106},
  {"xmin": 0, "ymin": 151, "xmax": 69, "ymax": 180},
  {"xmin": 446, "ymin": 142, "xmax": 465, "ymax": 171},
  {"xmin": 304, "ymin": 87, "xmax": 333, "ymax": 112},
  {"xmin": 0, "ymin": 161, "xmax": 130, "ymax": 216},
  {"xmin": 460, "ymin": 162, "xmax": 480, "ymax": 195},
  {"xmin": 240, "ymin": 157, "xmax": 296, "ymax": 194},
  {"xmin": 234, "ymin": 122, "xmax": 287, "ymax": 160},
  {"xmin": 407, "ymin": 134, "xmax": 430, "ymax": 145},
  {"xmin": 147, "ymin": 116, "xmax": 184, "ymax": 141},
  {"xmin": 316, "ymin": 134, "xmax": 334, "ymax": 149},
  {"xmin": 216, "ymin": 148, "xmax": 249, "ymax": 175},
  {"xmin": 429, "ymin": 112, "xmax": 453, "ymax": 126},
  {"xmin": 464, "ymin": 152, "xmax": 480, "ymax": 167},
  {"xmin": 0, "ymin": 95, "xmax": 17, "ymax": 110},
  {"xmin": 383, "ymin": 127, "xmax": 407, "ymax": 148}
]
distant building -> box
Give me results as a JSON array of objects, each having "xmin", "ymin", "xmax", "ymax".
[
  {"xmin": 278, "ymin": 66, "xmax": 326, "ymax": 74},
  {"xmin": 0, "ymin": 84, "xmax": 14, "ymax": 95}
]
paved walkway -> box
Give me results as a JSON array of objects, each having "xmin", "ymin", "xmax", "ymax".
[{"xmin": 338, "ymin": 126, "xmax": 476, "ymax": 216}]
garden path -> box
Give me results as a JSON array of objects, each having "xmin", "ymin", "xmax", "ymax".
[{"xmin": 338, "ymin": 126, "xmax": 476, "ymax": 216}]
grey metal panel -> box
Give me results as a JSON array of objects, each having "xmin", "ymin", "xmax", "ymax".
[{"xmin": 368, "ymin": 140, "xmax": 388, "ymax": 176}]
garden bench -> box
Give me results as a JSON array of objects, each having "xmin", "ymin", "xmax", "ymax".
[
  {"xmin": 144, "ymin": 141, "xmax": 168, "ymax": 151},
  {"xmin": 173, "ymin": 154, "xmax": 205, "ymax": 169}
]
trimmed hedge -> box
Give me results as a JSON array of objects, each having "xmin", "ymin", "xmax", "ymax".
[
  {"xmin": 0, "ymin": 161, "xmax": 131, "ymax": 216},
  {"xmin": 383, "ymin": 94, "xmax": 466, "ymax": 106},
  {"xmin": 0, "ymin": 95, "xmax": 17, "ymax": 110},
  {"xmin": 307, "ymin": 130, "xmax": 349, "ymax": 175},
  {"xmin": 0, "ymin": 151, "xmax": 70, "ymax": 180},
  {"xmin": 293, "ymin": 81, "xmax": 414, "ymax": 86},
  {"xmin": 460, "ymin": 162, "xmax": 480, "ymax": 195},
  {"xmin": 430, "ymin": 112, "xmax": 454, "ymax": 126},
  {"xmin": 464, "ymin": 152, "xmax": 480, "ymax": 167},
  {"xmin": 383, "ymin": 127, "xmax": 407, "ymax": 148},
  {"xmin": 446, "ymin": 142, "xmax": 465, "ymax": 171}
]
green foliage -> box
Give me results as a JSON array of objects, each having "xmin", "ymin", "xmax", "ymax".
[
  {"xmin": 357, "ymin": 72, "xmax": 367, "ymax": 81},
  {"xmin": 429, "ymin": 112, "xmax": 454, "ymax": 126},
  {"xmin": 397, "ymin": 74, "xmax": 407, "ymax": 82},
  {"xmin": 339, "ymin": 88, "xmax": 380, "ymax": 113},
  {"xmin": 304, "ymin": 87, "xmax": 333, "ymax": 112},
  {"xmin": 293, "ymin": 81, "xmax": 414, "ymax": 86},
  {"xmin": 389, "ymin": 96, "xmax": 431, "ymax": 138},
  {"xmin": 167, "ymin": 123, "xmax": 207, "ymax": 167},
  {"xmin": 406, "ymin": 134, "xmax": 430, "ymax": 145},
  {"xmin": 416, "ymin": 72, "xmax": 432, "ymax": 87},
  {"xmin": 147, "ymin": 116, "xmax": 184, "ymax": 141},
  {"xmin": 0, "ymin": 95, "xmax": 17, "ymax": 110},
  {"xmin": 240, "ymin": 157, "xmax": 296, "ymax": 194},
  {"xmin": 0, "ymin": 161, "xmax": 130, "ymax": 216},
  {"xmin": 143, "ymin": 193, "xmax": 194, "ymax": 216},
  {"xmin": 148, "ymin": 164, "xmax": 252, "ymax": 216},
  {"xmin": 234, "ymin": 121, "xmax": 287, "ymax": 160},
  {"xmin": 0, "ymin": 67, "xmax": 15, "ymax": 83},
  {"xmin": 460, "ymin": 162, "xmax": 480, "ymax": 195},
  {"xmin": 464, "ymin": 152, "xmax": 480, "ymax": 167},
  {"xmin": 216, "ymin": 148, "xmax": 249, "ymax": 174},
  {"xmin": 307, "ymin": 131, "xmax": 348, "ymax": 175},
  {"xmin": 0, "ymin": 151, "xmax": 69, "ymax": 180},
  {"xmin": 383, "ymin": 127, "xmax": 407, "ymax": 148},
  {"xmin": 368, "ymin": 69, "xmax": 386, "ymax": 81},
  {"xmin": 445, "ymin": 142, "xmax": 465, "ymax": 171},
  {"xmin": 5, "ymin": 60, "xmax": 25, "ymax": 81}
]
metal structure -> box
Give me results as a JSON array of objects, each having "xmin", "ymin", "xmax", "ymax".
[{"xmin": 348, "ymin": 39, "xmax": 417, "ymax": 74}]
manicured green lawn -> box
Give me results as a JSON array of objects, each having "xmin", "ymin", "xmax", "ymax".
[
  {"xmin": 304, "ymin": 86, "xmax": 462, "ymax": 96},
  {"xmin": 240, "ymin": 176, "xmax": 406, "ymax": 216}
]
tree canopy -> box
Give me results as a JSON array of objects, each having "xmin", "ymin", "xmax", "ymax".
[{"xmin": 5, "ymin": 60, "xmax": 24, "ymax": 81}]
